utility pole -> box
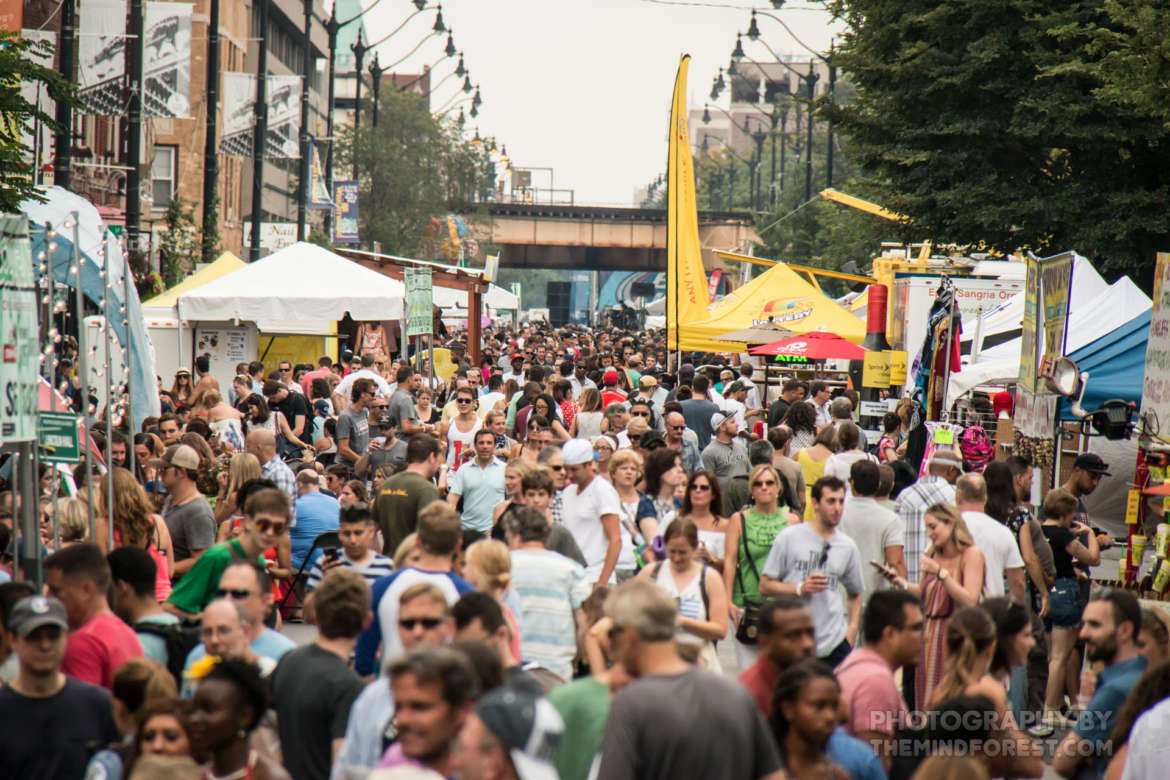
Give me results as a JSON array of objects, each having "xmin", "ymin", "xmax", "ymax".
[
  {"xmin": 324, "ymin": 12, "xmax": 338, "ymax": 238},
  {"xmin": 55, "ymin": 0, "xmax": 76, "ymax": 189},
  {"xmin": 124, "ymin": 0, "xmax": 144, "ymax": 263},
  {"xmin": 296, "ymin": 0, "xmax": 312, "ymax": 241},
  {"xmin": 201, "ymin": 0, "xmax": 222, "ymax": 261},
  {"xmin": 779, "ymin": 106, "xmax": 788, "ymax": 194},
  {"xmin": 249, "ymin": 0, "xmax": 271, "ymax": 261},
  {"xmin": 351, "ymin": 31, "xmax": 367, "ymax": 180},
  {"xmin": 804, "ymin": 59, "xmax": 818, "ymax": 203}
]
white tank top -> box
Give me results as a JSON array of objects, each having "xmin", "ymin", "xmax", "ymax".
[
  {"xmin": 654, "ymin": 562, "xmax": 722, "ymax": 672},
  {"xmin": 446, "ymin": 415, "xmax": 483, "ymax": 470}
]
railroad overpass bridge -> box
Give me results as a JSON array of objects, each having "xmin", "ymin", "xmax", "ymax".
[{"xmin": 483, "ymin": 203, "xmax": 758, "ymax": 273}]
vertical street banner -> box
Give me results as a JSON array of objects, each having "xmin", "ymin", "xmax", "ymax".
[
  {"xmin": 142, "ymin": 2, "xmax": 192, "ymax": 117},
  {"xmin": 308, "ymin": 140, "xmax": 332, "ymax": 208},
  {"xmin": 265, "ymin": 74, "xmax": 301, "ymax": 159},
  {"xmin": 665, "ymin": 54, "xmax": 710, "ymax": 351},
  {"xmin": 219, "ymin": 72, "xmax": 257, "ymax": 156},
  {"xmin": 332, "ymin": 180, "xmax": 360, "ymax": 243},
  {"xmin": 0, "ymin": 218, "xmax": 38, "ymax": 444},
  {"xmin": 405, "ymin": 267, "xmax": 434, "ymax": 339},
  {"xmin": 0, "ymin": 0, "xmax": 21, "ymax": 32},
  {"xmin": 1018, "ymin": 257, "xmax": 1040, "ymax": 393},
  {"xmin": 19, "ymin": 29, "xmax": 56, "ymax": 175},
  {"xmin": 78, "ymin": 0, "xmax": 127, "ymax": 115},
  {"xmin": 1141, "ymin": 252, "xmax": 1170, "ymax": 430},
  {"xmin": 1039, "ymin": 251, "xmax": 1074, "ymax": 364}
]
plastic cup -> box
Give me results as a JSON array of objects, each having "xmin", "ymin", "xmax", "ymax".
[
  {"xmin": 1119, "ymin": 555, "xmax": 1128, "ymax": 580},
  {"xmin": 1157, "ymin": 524, "xmax": 1170, "ymax": 558},
  {"xmin": 1155, "ymin": 559, "xmax": 1170, "ymax": 593},
  {"xmin": 1132, "ymin": 535, "xmax": 1147, "ymax": 567}
]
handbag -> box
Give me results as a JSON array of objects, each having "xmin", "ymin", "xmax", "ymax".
[{"xmin": 734, "ymin": 511, "xmax": 766, "ymax": 645}]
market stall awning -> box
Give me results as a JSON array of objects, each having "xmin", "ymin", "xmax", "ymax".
[
  {"xmin": 178, "ymin": 242, "xmax": 405, "ymax": 322},
  {"xmin": 677, "ymin": 256, "xmax": 865, "ymax": 352},
  {"xmin": 749, "ymin": 331, "xmax": 868, "ymax": 360},
  {"xmin": 713, "ymin": 324, "xmax": 797, "ymax": 344},
  {"xmin": 432, "ymin": 283, "xmax": 519, "ymax": 311},
  {"xmin": 143, "ymin": 252, "xmax": 245, "ymax": 308}
]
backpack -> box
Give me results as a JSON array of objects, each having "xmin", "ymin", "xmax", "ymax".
[
  {"xmin": 135, "ymin": 620, "xmax": 203, "ymax": 685},
  {"xmin": 959, "ymin": 425, "xmax": 994, "ymax": 472}
]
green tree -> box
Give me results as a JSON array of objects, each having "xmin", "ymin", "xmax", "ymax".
[
  {"xmin": 337, "ymin": 89, "xmax": 491, "ymax": 260},
  {"xmin": 825, "ymin": 0, "xmax": 1170, "ymax": 287},
  {"xmin": 158, "ymin": 196, "xmax": 200, "ymax": 285},
  {"xmin": 0, "ymin": 32, "xmax": 76, "ymax": 211}
]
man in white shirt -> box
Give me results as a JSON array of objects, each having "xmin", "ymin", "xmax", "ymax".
[
  {"xmin": 738, "ymin": 364, "xmax": 762, "ymax": 411},
  {"xmin": 333, "ymin": 353, "xmax": 393, "ymax": 409},
  {"xmin": 809, "ymin": 380, "xmax": 833, "ymax": 429},
  {"xmin": 955, "ymin": 473, "xmax": 1025, "ymax": 600},
  {"xmin": 559, "ymin": 439, "xmax": 622, "ymax": 590},
  {"xmin": 839, "ymin": 460, "xmax": 906, "ymax": 595}
]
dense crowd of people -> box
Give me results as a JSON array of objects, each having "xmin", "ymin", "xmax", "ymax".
[{"xmin": 0, "ymin": 322, "xmax": 1165, "ymax": 780}]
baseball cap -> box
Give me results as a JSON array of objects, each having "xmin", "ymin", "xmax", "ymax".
[
  {"xmin": 562, "ymin": 438, "xmax": 598, "ymax": 466},
  {"xmin": 7, "ymin": 595, "xmax": 68, "ymax": 638},
  {"xmin": 151, "ymin": 443, "xmax": 200, "ymax": 471},
  {"xmin": 1074, "ymin": 453, "xmax": 1111, "ymax": 476},
  {"xmin": 710, "ymin": 409, "xmax": 734, "ymax": 431},
  {"xmin": 602, "ymin": 369, "xmax": 620, "ymax": 385},
  {"xmin": 928, "ymin": 448, "xmax": 963, "ymax": 469},
  {"xmin": 475, "ymin": 686, "xmax": 564, "ymax": 780},
  {"xmin": 638, "ymin": 375, "xmax": 658, "ymax": 389}
]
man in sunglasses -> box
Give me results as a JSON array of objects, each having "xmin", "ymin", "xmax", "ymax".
[
  {"xmin": 759, "ymin": 475, "xmax": 864, "ymax": 668},
  {"xmin": 179, "ymin": 560, "xmax": 296, "ymax": 691},
  {"xmin": 165, "ymin": 487, "xmax": 290, "ymax": 617}
]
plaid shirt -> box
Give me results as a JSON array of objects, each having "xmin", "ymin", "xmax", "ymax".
[
  {"xmin": 894, "ymin": 475, "xmax": 955, "ymax": 584},
  {"xmin": 262, "ymin": 455, "xmax": 297, "ymax": 503}
]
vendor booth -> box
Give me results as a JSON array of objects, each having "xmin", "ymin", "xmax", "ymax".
[
  {"xmin": 174, "ymin": 242, "xmax": 405, "ymax": 393},
  {"xmin": 676, "ymin": 255, "xmax": 866, "ymax": 353}
]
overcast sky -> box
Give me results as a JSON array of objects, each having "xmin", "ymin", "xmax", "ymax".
[{"xmin": 362, "ymin": 0, "xmax": 841, "ymax": 206}]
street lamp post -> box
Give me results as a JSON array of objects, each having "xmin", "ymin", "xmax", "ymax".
[
  {"xmin": 804, "ymin": 59, "xmax": 817, "ymax": 202},
  {"xmin": 351, "ymin": 30, "xmax": 368, "ymax": 179},
  {"xmin": 827, "ymin": 44, "xmax": 836, "ymax": 188},
  {"xmin": 201, "ymin": 0, "xmax": 222, "ymax": 261},
  {"xmin": 324, "ymin": 11, "xmax": 338, "ymax": 237},
  {"xmin": 295, "ymin": 0, "xmax": 312, "ymax": 241},
  {"xmin": 369, "ymin": 54, "xmax": 383, "ymax": 127},
  {"xmin": 248, "ymin": 0, "xmax": 271, "ymax": 262}
]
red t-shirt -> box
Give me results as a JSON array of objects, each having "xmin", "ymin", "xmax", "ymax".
[
  {"xmin": 62, "ymin": 612, "xmax": 144, "ymax": 690},
  {"xmin": 738, "ymin": 655, "xmax": 780, "ymax": 717}
]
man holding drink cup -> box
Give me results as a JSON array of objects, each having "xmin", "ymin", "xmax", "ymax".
[{"xmin": 758, "ymin": 475, "xmax": 865, "ymax": 668}]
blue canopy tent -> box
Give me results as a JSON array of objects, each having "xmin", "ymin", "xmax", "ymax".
[
  {"xmin": 1059, "ymin": 310, "xmax": 1150, "ymax": 421},
  {"xmin": 21, "ymin": 187, "xmax": 161, "ymax": 427}
]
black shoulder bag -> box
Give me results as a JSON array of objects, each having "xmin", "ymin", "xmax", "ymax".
[{"xmin": 734, "ymin": 512, "xmax": 765, "ymax": 645}]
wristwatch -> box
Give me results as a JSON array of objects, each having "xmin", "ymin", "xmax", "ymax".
[{"xmin": 938, "ymin": 568, "xmax": 950, "ymax": 582}]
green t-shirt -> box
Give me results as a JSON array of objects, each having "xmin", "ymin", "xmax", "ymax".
[
  {"xmin": 373, "ymin": 470, "xmax": 440, "ymax": 556},
  {"xmin": 732, "ymin": 507, "xmax": 789, "ymax": 607},
  {"xmin": 165, "ymin": 538, "xmax": 267, "ymax": 614},
  {"xmin": 547, "ymin": 677, "xmax": 609, "ymax": 780}
]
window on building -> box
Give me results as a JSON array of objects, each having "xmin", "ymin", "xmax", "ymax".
[{"xmin": 151, "ymin": 145, "xmax": 177, "ymax": 209}]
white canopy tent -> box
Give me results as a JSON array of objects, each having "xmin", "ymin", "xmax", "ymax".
[
  {"xmin": 946, "ymin": 258, "xmax": 1151, "ymax": 407},
  {"xmin": 178, "ymin": 242, "xmax": 405, "ymax": 323},
  {"xmin": 432, "ymin": 283, "xmax": 519, "ymax": 311}
]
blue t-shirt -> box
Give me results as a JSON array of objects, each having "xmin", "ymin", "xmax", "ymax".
[
  {"xmin": 354, "ymin": 567, "xmax": 475, "ymax": 676},
  {"xmin": 181, "ymin": 628, "xmax": 295, "ymax": 696},
  {"xmin": 291, "ymin": 490, "xmax": 340, "ymax": 570},
  {"xmin": 1074, "ymin": 655, "xmax": 1147, "ymax": 773},
  {"xmin": 827, "ymin": 727, "xmax": 887, "ymax": 780}
]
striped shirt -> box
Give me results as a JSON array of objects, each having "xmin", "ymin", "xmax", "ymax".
[
  {"xmin": 305, "ymin": 550, "xmax": 394, "ymax": 592},
  {"xmin": 509, "ymin": 548, "xmax": 591, "ymax": 681},
  {"xmin": 894, "ymin": 475, "xmax": 956, "ymax": 584}
]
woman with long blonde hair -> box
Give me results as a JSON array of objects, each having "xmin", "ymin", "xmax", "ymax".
[
  {"xmin": 214, "ymin": 452, "xmax": 262, "ymax": 529},
  {"xmin": 927, "ymin": 605, "xmax": 1044, "ymax": 778},
  {"xmin": 95, "ymin": 467, "xmax": 175, "ymax": 600},
  {"xmin": 882, "ymin": 503, "xmax": 985, "ymax": 708},
  {"xmin": 464, "ymin": 539, "xmax": 523, "ymax": 662},
  {"xmin": 570, "ymin": 387, "xmax": 603, "ymax": 439}
]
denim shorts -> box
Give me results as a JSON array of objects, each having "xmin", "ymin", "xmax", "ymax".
[{"xmin": 1045, "ymin": 577, "xmax": 1083, "ymax": 630}]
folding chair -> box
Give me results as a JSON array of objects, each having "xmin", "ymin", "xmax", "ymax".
[{"xmin": 279, "ymin": 530, "xmax": 341, "ymax": 615}]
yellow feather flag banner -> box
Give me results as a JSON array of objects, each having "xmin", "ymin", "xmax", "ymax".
[{"xmin": 666, "ymin": 54, "xmax": 710, "ymax": 352}]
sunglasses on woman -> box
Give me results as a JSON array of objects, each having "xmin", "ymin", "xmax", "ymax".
[{"xmin": 690, "ymin": 482, "xmax": 711, "ymax": 492}]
